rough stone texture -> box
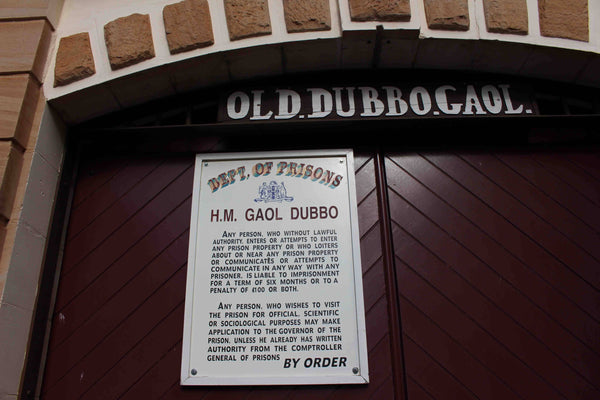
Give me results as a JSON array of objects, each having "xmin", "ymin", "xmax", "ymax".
[
  {"xmin": 539, "ymin": 0, "xmax": 589, "ymax": 42},
  {"xmin": 348, "ymin": 0, "xmax": 411, "ymax": 22},
  {"xmin": 104, "ymin": 13, "xmax": 155, "ymax": 70},
  {"xmin": 423, "ymin": 0, "xmax": 470, "ymax": 31},
  {"xmin": 283, "ymin": 0, "xmax": 331, "ymax": 33},
  {"xmin": 224, "ymin": 0, "xmax": 271, "ymax": 41},
  {"xmin": 483, "ymin": 0, "xmax": 528, "ymax": 34},
  {"xmin": 54, "ymin": 32, "xmax": 95, "ymax": 86},
  {"xmin": 163, "ymin": 0, "xmax": 214, "ymax": 54}
]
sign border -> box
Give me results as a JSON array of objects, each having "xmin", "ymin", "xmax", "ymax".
[{"xmin": 181, "ymin": 149, "xmax": 369, "ymax": 386}]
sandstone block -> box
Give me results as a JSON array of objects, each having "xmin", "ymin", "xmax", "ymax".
[
  {"xmin": 0, "ymin": 75, "xmax": 41, "ymax": 148},
  {"xmin": 54, "ymin": 32, "xmax": 95, "ymax": 86},
  {"xmin": 104, "ymin": 13, "xmax": 155, "ymax": 70},
  {"xmin": 163, "ymin": 0, "xmax": 214, "ymax": 54},
  {"xmin": 283, "ymin": 0, "xmax": 331, "ymax": 33},
  {"xmin": 0, "ymin": 0, "xmax": 64, "ymax": 28},
  {"xmin": 348, "ymin": 0, "xmax": 411, "ymax": 22},
  {"xmin": 224, "ymin": 0, "xmax": 271, "ymax": 41},
  {"xmin": 0, "ymin": 20, "xmax": 52, "ymax": 80},
  {"xmin": 423, "ymin": 0, "xmax": 469, "ymax": 31},
  {"xmin": 483, "ymin": 0, "xmax": 528, "ymax": 35},
  {"xmin": 0, "ymin": 142, "xmax": 23, "ymax": 221},
  {"xmin": 0, "ymin": 76, "xmax": 28, "ymax": 142},
  {"xmin": 539, "ymin": 0, "xmax": 588, "ymax": 42}
]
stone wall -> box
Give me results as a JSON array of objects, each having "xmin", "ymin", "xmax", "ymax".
[
  {"xmin": 0, "ymin": 2, "xmax": 64, "ymax": 399},
  {"xmin": 44, "ymin": 0, "xmax": 599, "ymax": 124}
]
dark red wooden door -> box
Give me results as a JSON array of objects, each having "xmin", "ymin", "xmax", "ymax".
[
  {"xmin": 40, "ymin": 144, "xmax": 600, "ymax": 400},
  {"xmin": 40, "ymin": 149, "xmax": 399, "ymax": 399},
  {"xmin": 385, "ymin": 147, "xmax": 600, "ymax": 400}
]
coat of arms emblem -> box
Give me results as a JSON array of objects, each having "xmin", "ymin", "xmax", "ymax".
[{"xmin": 254, "ymin": 181, "xmax": 294, "ymax": 203}]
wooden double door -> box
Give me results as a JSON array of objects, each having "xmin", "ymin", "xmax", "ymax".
[{"xmin": 39, "ymin": 144, "xmax": 600, "ymax": 400}]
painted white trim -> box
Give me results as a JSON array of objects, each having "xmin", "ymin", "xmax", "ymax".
[
  {"xmin": 44, "ymin": 0, "xmax": 342, "ymax": 100},
  {"xmin": 44, "ymin": 0, "xmax": 600, "ymax": 104}
]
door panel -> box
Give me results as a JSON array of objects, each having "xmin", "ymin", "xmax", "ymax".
[
  {"xmin": 40, "ymin": 145, "xmax": 600, "ymax": 399},
  {"xmin": 385, "ymin": 148, "xmax": 600, "ymax": 400},
  {"xmin": 41, "ymin": 150, "xmax": 400, "ymax": 400}
]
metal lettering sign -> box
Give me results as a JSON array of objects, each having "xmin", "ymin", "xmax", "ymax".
[
  {"xmin": 181, "ymin": 149, "xmax": 369, "ymax": 385},
  {"xmin": 218, "ymin": 83, "xmax": 537, "ymax": 122}
]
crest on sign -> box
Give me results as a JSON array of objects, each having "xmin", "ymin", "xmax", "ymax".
[{"xmin": 254, "ymin": 181, "xmax": 294, "ymax": 203}]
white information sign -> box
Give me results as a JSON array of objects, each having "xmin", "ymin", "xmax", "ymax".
[{"xmin": 181, "ymin": 149, "xmax": 369, "ymax": 386}]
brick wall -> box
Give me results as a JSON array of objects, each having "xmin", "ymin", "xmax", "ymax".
[{"xmin": 0, "ymin": 11, "xmax": 54, "ymax": 299}]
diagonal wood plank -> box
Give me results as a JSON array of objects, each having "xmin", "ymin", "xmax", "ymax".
[
  {"xmin": 387, "ymin": 154, "xmax": 600, "ymax": 323},
  {"xmin": 386, "ymin": 148, "xmax": 600, "ymax": 400},
  {"xmin": 55, "ymin": 166, "xmax": 194, "ymax": 311},
  {"xmin": 41, "ymin": 149, "xmax": 400, "ymax": 399},
  {"xmin": 386, "ymin": 173, "xmax": 600, "ymax": 378},
  {"xmin": 424, "ymin": 153, "xmax": 600, "ymax": 290},
  {"xmin": 496, "ymin": 152, "xmax": 600, "ymax": 232}
]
